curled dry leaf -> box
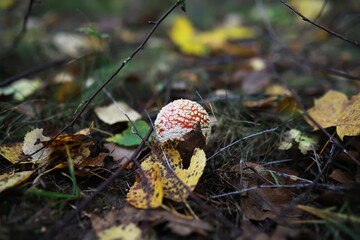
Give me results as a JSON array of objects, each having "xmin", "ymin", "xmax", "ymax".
[
  {"xmin": 127, "ymin": 141, "xmax": 207, "ymax": 208},
  {"xmin": 3, "ymin": 124, "xmax": 104, "ymax": 170}
]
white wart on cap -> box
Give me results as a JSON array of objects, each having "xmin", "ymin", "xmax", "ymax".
[{"xmin": 154, "ymin": 99, "xmax": 211, "ymax": 143}]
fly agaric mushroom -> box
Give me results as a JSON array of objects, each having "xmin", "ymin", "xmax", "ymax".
[{"xmin": 154, "ymin": 99, "xmax": 211, "ymax": 143}]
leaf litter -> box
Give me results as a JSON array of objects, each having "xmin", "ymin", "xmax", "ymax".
[{"xmin": 1, "ymin": 1, "xmax": 360, "ymax": 239}]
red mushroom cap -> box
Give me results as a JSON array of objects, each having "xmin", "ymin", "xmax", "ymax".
[{"xmin": 154, "ymin": 99, "xmax": 211, "ymax": 143}]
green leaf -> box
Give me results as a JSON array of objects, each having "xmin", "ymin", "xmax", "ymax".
[{"xmin": 106, "ymin": 120, "xmax": 150, "ymax": 147}]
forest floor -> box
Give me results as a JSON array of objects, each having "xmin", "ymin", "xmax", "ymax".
[{"xmin": 0, "ymin": 0, "xmax": 360, "ymax": 239}]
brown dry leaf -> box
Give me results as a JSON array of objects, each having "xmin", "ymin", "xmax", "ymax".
[
  {"xmin": 276, "ymin": 96, "xmax": 302, "ymax": 116},
  {"xmin": 20, "ymin": 124, "xmax": 104, "ymax": 169},
  {"xmin": 242, "ymin": 84, "xmax": 301, "ymax": 116},
  {"xmin": 238, "ymin": 221, "xmax": 314, "ymax": 240},
  {"xmin": 127, "ymin": 141, "xmax": 207, "ymax": 208},
  {"xmin": 306, "ymin": 90, "xmax": 360, "ymax": 140},
  {"xmin": 243, "ymin": 84, "xmax": 288, "ymax": 108},
  {"xmin": 231, "ymin": 162, "xmax": 297, "ymax": 221},
  {"xmin": 329, "ymin": 169, "xmax": 354, "ymax": 184},
  {"xmin": 76, "ymin": 152, "xmax": 107, "ymax": 168},
  {"xmin": 241, "ymin": 70, "xmax": 269, "ymax": 94},
  {"xmin": 0, "ymin": 142, "xmax": 27, "ymax": 164},
  {"xmin": 53, "ymin": 81, "xmax": 82, "ymax": 102},
  {"xmin": 0, "ymin": 170, "xmax": 34, "ymax": 193},
  {"xmin": 94, "ymin": 101, "xmax": 141, "ymax": 125},
  {"xmin": 104, "ymin": 142, "xmax": 135, "ymax": 162}
]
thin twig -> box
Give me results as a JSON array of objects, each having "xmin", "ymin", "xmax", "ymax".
[
  {"xmin": 292, "ymin": 141, "xmax": 336, "ymax": 205},
  {"xmin": 0, "ymin": 57, "xmax": 72, "ymax": 87},
  {"xmin": 10, "ymin": 0, "xmax": 39, "ymax": 50},
  {"xmin": 210, "ymin": 181, "xmax": 349, "ymax": 199},
  {"xmin": 280, "ymin": 0, "xmax": 360, "ymax": 47}
]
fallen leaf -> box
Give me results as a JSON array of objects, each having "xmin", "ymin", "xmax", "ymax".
[
  {"xmin": 278, "ymin": 129, "xmax": 318, "ymax": 154},
  {"xmin": 127, "ymin": 141, "xmax": 207, "ymax": 208},
  {"xmin": 104, "ymin": 142, "xmax": 135, "ymax": 161},
  {"xmin": 0, "ymin": 170, "xmax": 34, "ymax": 193},
  {"xmin": 242, "ymin": 84, "xmax": 301, "ymax": 114},
  {"xmin": 265, "ymin": 84, "xmax": 291, "ymax": 96},
  {"xmin": 54, "ymin": 81, "xmax": 82, "ymax": 102},
  {"xmin": 106, "ymin": 120, "xmax": 150, "ymax": 147},
  {"xmin": 230, "ymin": 162, "xmax": 299, "ymax": 221},
  {"xmin": 306, "ymin": 90, "xmax": 360, "ymax": 140},
  {"xmin": 91, "ymin": 205, "xmax": 213, "ymax": 237},
  {"xmin": 97, "ymin": 223, "xmax": 142, "ymax": 240},
  {"xmin": 0, "ymin": 78, "xmax": 41, "ymax": 101},
  {"xmin": 22, "ymin": 128, "xmax": 53, "ymax": 165},
  {"xmin": 290, "ymin": 0, "xmax": 331, "ymax": 21},
  {"xmin": 241, "ymin": 70, "xmax": 269, "ymax": 94},
  {"xmin": 306, "ymin": 90, "xmax": 348, "ymax": 130},
  {"xmin": 127, "ymin": 165, "xmax": 163, "ymax": 209},
  {"xmin": 53, "ymin": 32, "xmax": 89, "ymax": 56},
  {"xmin": 0, "ymin": 142, "xmax": 27, "ymax": 164},
  {"xmin": 337, "ymin": 93, "xmax": 360, "ymax": 140},
  {"xmin": 94, "ymin": 101, "xmax": 141, "ymax": 125},
  {"xmin": 329, "ymin": 169, "xmax": 354, "ymax": 184},
  {"xmin": 169, "ymin": 15, "xmax": 255, "ymax": 56}
]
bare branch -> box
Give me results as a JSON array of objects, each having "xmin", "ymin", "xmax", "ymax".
[{"xmin": 281, "ymin": 0, "xmax": 360, "ymax": 47}]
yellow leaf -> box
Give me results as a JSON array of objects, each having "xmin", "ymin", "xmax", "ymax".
[
  {"xmin": 0, "ymin": 171, "xmax": 34, "ymax": 193},
  {"xmin": 160, "ymin": 147, "xmax": 206, "ymax": 202},
  {"xmin": 169, "ymin": 16, "xmax": 255, "ymax": 56},
  {"xmin": 0, "ymin": 0, "xmax": 16, "ymax": 10},
  {"xmin": 306, "ymin": 90, "xmax": 348, "ymax": 130},
  {"xmin": 169, "ymin": 16, "xmax": 195, "ymax": 46},
  {"xmin": 290, "ymin": 0, "xmax": 331, "ymax": 21},
  {"xmin": 127, "ymin": 141, "xmax": 207, "ymax": 208},
  {"xmin": 97, "ymin": 223, "xmax": 142, "ymax": 240},
  {"xmin": 126, "ymin": 164, "xmax": 163, "ymax": 209},
  {"xmin": 337, "ymin": 93, "xmax": 360, "ymax": 140},
  {"xmin": 265, "ymin": 84, "xmax": 291, "ymax": 96},
  {"xmin": 306, "ymin": 90, "xmax": 360, "ymax": 140},
  {"xmin": 0, "ymin": 142, "xmax": 26, "ymax": 164}
]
